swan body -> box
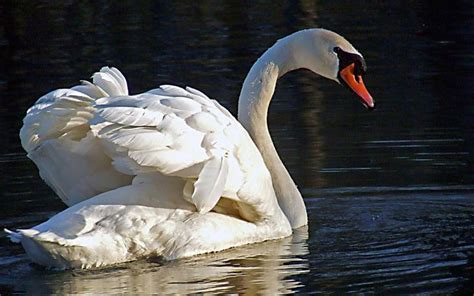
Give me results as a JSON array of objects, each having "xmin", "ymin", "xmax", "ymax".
[{"xmin": 7, "ymin": 29, "xmax": 374, "ymax": 269}]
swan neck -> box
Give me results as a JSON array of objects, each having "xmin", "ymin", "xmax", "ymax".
[{"xmin": 237, "ymin": 33, "xmax": 308, "ymax": 228}]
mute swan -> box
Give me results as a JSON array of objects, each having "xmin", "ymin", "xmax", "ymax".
[{"xmin": 6, "ymin": 29, "xmax": 374, "ymax": 269}]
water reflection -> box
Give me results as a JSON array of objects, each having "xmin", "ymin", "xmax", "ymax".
[{"xmin": 3, "ymin": 229, "xmax": 308, "ymax": 294}]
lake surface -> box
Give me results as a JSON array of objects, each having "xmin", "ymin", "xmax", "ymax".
[{"xmin": 0, "ymin": 1, "xmax": 473, "ymax": 294}]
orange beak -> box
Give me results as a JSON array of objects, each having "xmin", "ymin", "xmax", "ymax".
[{"xmin": 339, "ymin": 63, "xmax": 375, "ymax": 110}]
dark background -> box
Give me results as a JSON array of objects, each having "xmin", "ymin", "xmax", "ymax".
[{"xmin": 0, "ymin": 1, "xmax": 473, "ymax": 294}]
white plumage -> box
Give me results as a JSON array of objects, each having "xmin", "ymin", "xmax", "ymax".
[
  {"xmin": 7, "ymin": 29, "xmax": 373, "ymax": 269},
  {"xmin": 12, "ymin": 67, "xmax": 286, "ymax": 269}
]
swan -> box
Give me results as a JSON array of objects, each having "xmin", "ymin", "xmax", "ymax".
[{"xmin": 6, "ymin": 28, "xmax": 374, "ymax": 269}]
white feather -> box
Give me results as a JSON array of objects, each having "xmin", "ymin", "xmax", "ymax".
[
  {"xmin": 160, "ymin": 97, "xmax": 202, "ymax": 112},
  {"xmin": 92, "ymin": 67, "xmax": 128, "ymax": 97},
  {"xmin": 71, "ymin": 80, "xmax": 109, "ymax": 98},
  {"xmin": 11, "ymin": 29, "xmax": 358, "ymax": 269},
  {"xmin": 101, "ymin": 66, "xmax": 129, "ymax": 95},
  {"xmin": 192, "ymin": 155, "xmax": 229, "ymax": 213},
  {"xmin": 97, "ymin": 106, "xmax": 164, "ymax": 126},
  {"xmin": 185, "ymin": 111, "xmax": 222, "ymax": 133},
  {"xmin": 159, "ymin": 84, "xmax": 191, "ymax": 97}
]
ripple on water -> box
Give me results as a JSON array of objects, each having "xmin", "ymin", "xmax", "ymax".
[
  {"xmin": 0, "ymin": 190, "xmax": 472, "ymax": 294},
  {"xmin": 304, "ymin": 190, "xmax": 474, "ymax": 294}
]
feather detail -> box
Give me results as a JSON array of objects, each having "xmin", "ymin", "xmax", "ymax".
[
  {"xmin": 97, "ymin": 106, "xmax": 164, "ymax": 126},
  {"xmin": 92, "ymin": 67, "xmax": 128, "ymax": 97},
  {"xmin": 71, "ymin": 80, "xmax": 109, "ymax": 99},
  {"xmin": 192, "ymin": 155, "xmax": 229, "ymax": 213},
  {"xmin": 101, "ymin": 66, "xmax": 129, "ymax": 95}
]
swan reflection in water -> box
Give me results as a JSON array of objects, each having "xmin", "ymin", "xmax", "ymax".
[{"xmin": 17, "ymin": 228, "xmax": 308, "ymax": 294}]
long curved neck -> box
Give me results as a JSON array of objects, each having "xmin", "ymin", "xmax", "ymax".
[{"xmin": 237, "ymin": 32, "xmax": 309, "ymax": 228}]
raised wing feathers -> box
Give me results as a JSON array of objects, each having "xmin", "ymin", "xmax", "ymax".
[
  {"xmin": 21, "ymin": 66, "xmax": 129, "ymax": 153},
  {"xmin": 97, "ymin": 106, "xmax": 164, "ymax": 126},
  {"xmin": 23, "ymin": 67, "xmax": 251, "ymax": 215},
  {"xmin": 20, "ymin": 89, "xmax": 96, "ymax": 152},
  {"xmin": 20, "ymin": 67, "xmax": 132, "ymax": 205},
  {"xmin": 92, "ymin": 67, "xmax": 129, "ymax": 96},
  {"xmin": 91, "ymin": 83, "xmax": 246, "ymax": 212}
]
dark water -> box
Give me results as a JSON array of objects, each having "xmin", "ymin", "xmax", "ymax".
[{"xmin": 1, "ymin": 1, "xmax": 473, "ymax": 294}]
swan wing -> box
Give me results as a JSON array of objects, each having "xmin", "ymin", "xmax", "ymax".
[
  {"xmin": 21, "ymin": 66, "xmax": 275, "ymax": 218},
  {"xmin": 192, "ymin": 155, "xmax": 229, "ymax": 213},
  {"xmin": 19, "ymin": 67, "xmax": 133, "ymax": 206},
  {"xmin": 91, "ymin": 83, "xmax": 253, "ymax": 214},
  {"xmin": 12, "ymin": 67, "xmax": 287, "ymax": 269}
]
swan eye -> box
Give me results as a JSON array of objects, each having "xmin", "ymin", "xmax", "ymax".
[
  {"xmin": 354, "ymin": 60, "xmax": 366, "ymax": 77},
  {"xmin": 333, "ymin": 47, "xmax": 341, "ymax": 53}
]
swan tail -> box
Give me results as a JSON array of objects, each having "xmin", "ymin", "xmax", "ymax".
[
  {"xmin": 4, "ymin": 228, "xmax": 22, "ymax": 243},
  {"xmin": 3, "ymin": 229, "xmax": 75, "ymax": 268},
  {"xmin": 5, "ymin": 224, "xmax": 141, "ymax": 269},
  {"xmin": 5, "ymin": 228, "xmax": 97, "ymax": 269}
]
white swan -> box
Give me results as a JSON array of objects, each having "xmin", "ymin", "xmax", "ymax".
[{"xmin": 6, "ymin": 28, "xmax": 374, "ymax": 269}]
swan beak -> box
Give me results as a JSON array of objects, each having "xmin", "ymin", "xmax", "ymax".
[{"xmin": 340, "ymin": 63, "xmax": 375, "ymax": 110}]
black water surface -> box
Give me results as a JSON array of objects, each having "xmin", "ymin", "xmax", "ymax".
[{"xmin": 0, "ymin": 1, "xmax": 473, "ymax": 294}]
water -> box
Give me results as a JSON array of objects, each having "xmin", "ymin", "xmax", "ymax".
[{"xmin": 0, "ymin": 1, "xmax": 473, "ymax": 294}]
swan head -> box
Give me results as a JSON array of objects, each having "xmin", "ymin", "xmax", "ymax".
[{"xmin": 294, "ymin": 29, "xmax": 375, "ymax": 110}]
